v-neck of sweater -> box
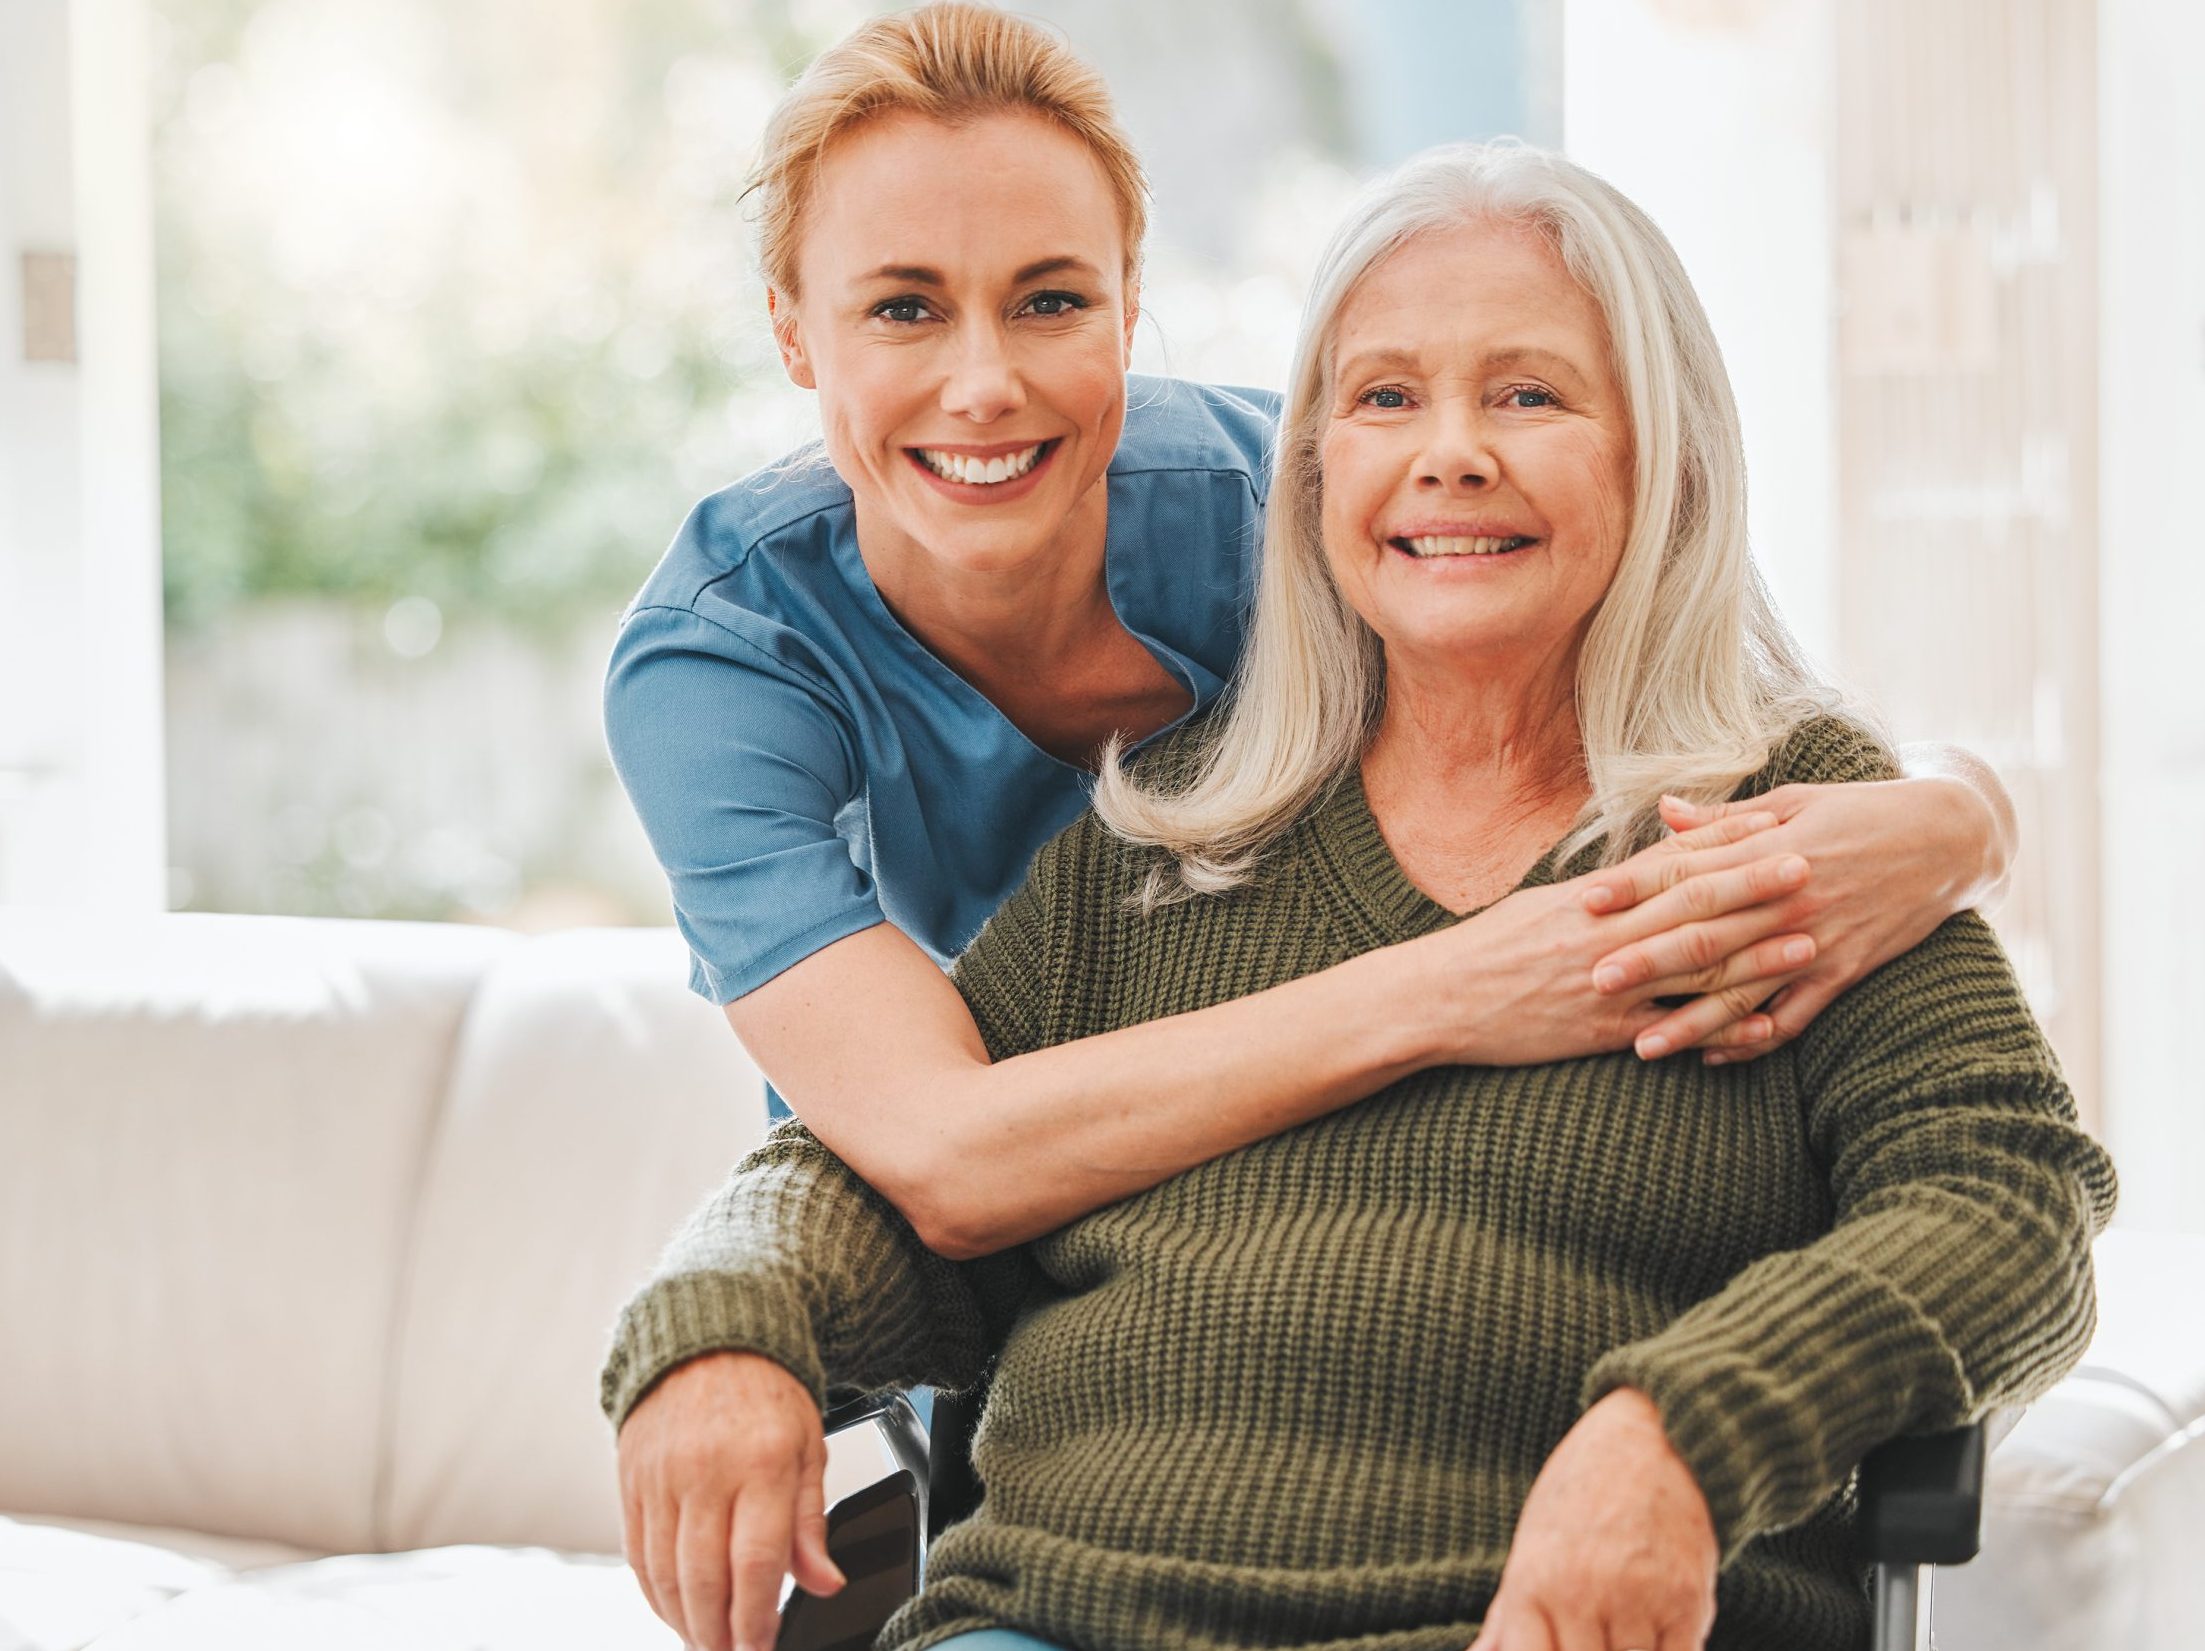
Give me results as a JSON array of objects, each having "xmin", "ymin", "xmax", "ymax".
[{"xmin": 1304, "ymin": 761, "xmax": 1593, "ymax": 950}]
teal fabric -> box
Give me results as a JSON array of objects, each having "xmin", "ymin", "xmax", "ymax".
[
  {"xmin": 603, "ymin": 376, "xmax": 1279, "ymax": 1056},
  {"xmin": 927, "ymin": 1634, "xmax": 1067, "ymax": 1650}
]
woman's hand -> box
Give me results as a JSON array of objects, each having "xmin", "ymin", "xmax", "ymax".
[
  {"xmin": 1581, "ymin": 775, "xmax": 1996, "ymax": 1066},
  {"xmin": 1467, "ymin": 1388, "xmax": 1718, "ymax": 1651},
  {"xmin": 1420, "ymin": 811, "xmax": 1818, "ymax": 1067},
  {"xmin": 617, "ymin": 1350, "xmax": 845, "ymax": 1651}
]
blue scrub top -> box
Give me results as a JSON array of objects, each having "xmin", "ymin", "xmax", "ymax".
[{"xmin": 604, "ymin": 375, "xmax": 1280, "ymax": 1114}]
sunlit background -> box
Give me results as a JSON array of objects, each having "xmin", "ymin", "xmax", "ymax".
[{"xmin": 3, "ymin": 0, "xmax": 2201, "ymax": 1230}]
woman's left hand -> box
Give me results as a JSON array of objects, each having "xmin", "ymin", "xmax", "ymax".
[
  {"xmin": 1580, "ymin": 775, "xmax": 1998, "ymax": 1066},
  {"xmin": 1467, "ymin": 1388, "xmax": 1718, "ymax": 1651}
]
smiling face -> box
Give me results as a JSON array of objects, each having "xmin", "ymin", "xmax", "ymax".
[
  {"xmin": 1319, "ymin": 218, "xmax": 1635, "ymax": 686},
  {"xmin": 773, "ymin": 108, "xmax": 1139, "ymax": 579}
]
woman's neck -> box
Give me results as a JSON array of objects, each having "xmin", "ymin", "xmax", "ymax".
[
  {"xmin": 851, "ymin": 478, "xmax": 1193, "ymax": 769},
  {"xmin": 854, "ymin": 479, "xmax": 1115, "ymax": 681},
  {"xmin": 1361, "ymin": 648, "xmax": 1589, "ymax": 912}
]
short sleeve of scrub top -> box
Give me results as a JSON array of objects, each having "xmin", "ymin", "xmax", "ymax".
[{"xmin": 602, "ymin": 374, "xmax": 1280, "ymax": 1021}]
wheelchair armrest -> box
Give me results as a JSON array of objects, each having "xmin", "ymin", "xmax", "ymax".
[
  {"xmin": 822, "ymin": 1390, "xmax": 935, "ymax": 1520},
  {"xmin": 1855, "ymin": 1420, "xmax": 1988, "ymax": 1567}
]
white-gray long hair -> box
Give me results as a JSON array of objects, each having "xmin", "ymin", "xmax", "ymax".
[{"xmin": 1093, "ymin": 141, "xmax": 1846, "ymax": 907}]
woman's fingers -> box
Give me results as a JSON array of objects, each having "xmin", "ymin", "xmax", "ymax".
[
  {"xmin": 729, "ymin": 1477, "xmax": 799, "ymax": 1651},
  {"xmin": 1579, "ymin": 812, "xmax": 1781, "ymax": 914},
  {"xmin": 641, "ymin": 1493, "xmax": 684, "ymax": 1643},
  {"xmin": 675, "ymin": 1496, "xmax": 736, "ymax": 1651},
  {"xmin": 1589, "ymin": 857, "xmax": 1810, "ymax": 994},
  {"xmin": 1700, "ymin": 976, "xmax": 1842, "ymax": 1065},
  {"xmin": 1636, "ymin": 929, "xmax": 1816, "ymax": 1007},
  {"xmin": 788, "ymin": 1430, "xmax": 847, "ymax": 1597},
  {"xmin": 1632, "ymin": 973, "xmax": 1796, "ymax": 1061},
  {"xmin": 1657, "ymin": 784, "xmax": 1808, "ymax": 832},
  {"xmin": 620, "ymin": 1471, "xmax": 655, "ymax": 1619}
]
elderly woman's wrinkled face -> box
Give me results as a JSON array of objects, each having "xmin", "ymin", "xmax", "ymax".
[{"xmin": 1320, "ymin": 219, "xmax": 1633, "ymax": 678}]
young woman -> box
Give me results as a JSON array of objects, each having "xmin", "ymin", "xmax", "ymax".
[{"xmin": 603, "ymin": 11, "xmax": 2016, "ymax": 1644}]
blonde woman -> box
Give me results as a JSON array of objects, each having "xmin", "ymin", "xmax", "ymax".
[
  {"xmin": 604, "ymin": 141, "xmax": 2111, "ymax": 1651},
  {"xmin": 604, "ymin": 9, "xmax": 2019, "ymax": 1644}
]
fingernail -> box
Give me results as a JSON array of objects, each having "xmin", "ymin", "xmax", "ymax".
[
  {"xmin": 1704, "ymin": 1051, "xmax": 1729, "ymax": 1067},
  {"xmin": 1747, "ymin": 1016, "xmax": 1772, "ymax": 1040},
  {"xmin": 1779, "ymin": 855, "xmax": 1808, "ymax": 882},
  {"xmin": 1593, "ymin": 963, "xmax": 1626, "ymax": 993},
  {"xmin": 1585, "ymin": 885, "xmax": 1615, "ymax": 912},
  {"xmin": 1637, "ymin": 1033, "xmax": 1670, "ymax": 1059},
  {"xmin": 1782, "ymin": 938, "xmax": 1813, "ymax": 965}
]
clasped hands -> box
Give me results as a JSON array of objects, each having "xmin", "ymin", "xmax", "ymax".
[{"xmin": 1439, "ymin": 775, "xmax": 1979, "ymax": 1070}]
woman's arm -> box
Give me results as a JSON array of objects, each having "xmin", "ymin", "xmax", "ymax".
[
  {"xmin": 1582, "ymin": 905, "xmax": 2117, "ymax": 1559},
  {"xmin": 605, "ymin": 1119, "xmax": 1035, "ymax": 1651},
  {"xmin": 1582, "ymin": 739, "xmax": 2021, "ymax": 1064},
  {"xmin": 732, "ymin": 808, "xmax": 1823, "ymax": 1261}
]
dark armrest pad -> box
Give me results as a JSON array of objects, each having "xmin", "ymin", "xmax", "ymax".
[{"xmin": 1856, "ymin": 1422, "xmax": 1987, "ymax": 1566}]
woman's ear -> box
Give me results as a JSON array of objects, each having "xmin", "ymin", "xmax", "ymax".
[
  {"xmin": 767, "ymin": 288, "xmax": 816, "ymax": 389},
  {"xmin": 1121, "ymin": 278, "xmax": 1140, "ymax": 365}
]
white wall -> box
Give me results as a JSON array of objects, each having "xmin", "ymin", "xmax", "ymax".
[
  {"xmin": 1562, "ymin": 0, "xmax": 1839, "ymax": 665},
  {"xmin": 2098, "ymin": 0, "xmax": 2205, "ymax": 1233},
  {"xmin": 0, "ymin": 0, "xmax": 167, "ymax": 910}
]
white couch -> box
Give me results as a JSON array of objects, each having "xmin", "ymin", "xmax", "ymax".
[{"xmin": 1, "ymin": 910, "xmax": 2200, "ymax": 1650}]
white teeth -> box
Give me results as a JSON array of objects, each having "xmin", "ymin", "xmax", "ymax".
[
  {"xmin": 1400, "ymin": 534, "xmax": 1531, "ymax": 557},
  {"xmin": 917, "ymin": 444, "xmax": 1044, "ymax": 485}
]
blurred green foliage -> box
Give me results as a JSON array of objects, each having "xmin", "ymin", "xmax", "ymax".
[{"xmin": 151, "ymin": 0, "xmax": 843, "ymax": 639}]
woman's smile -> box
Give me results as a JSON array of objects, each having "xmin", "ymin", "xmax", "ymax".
[{"xmin": 906, "ymin": 436, "xmax": 1063, "ymax": 500}]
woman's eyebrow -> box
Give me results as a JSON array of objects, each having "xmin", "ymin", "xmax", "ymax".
[
  {"xmin": 1481, "ymin": 346, "xmax": 1589, "ymax": 384},
  {"xmin": 856, "ymin": 255, "xmax": 1100, "ymax": 287}
]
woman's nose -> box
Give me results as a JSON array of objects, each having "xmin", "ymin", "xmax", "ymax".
[
  {"xmin": 938, "ymin": 324, "xmax": 1026, "ymax": 423},
  {"xmin": 1414, "ymin": 411, "xmax": 1497, "ymax": 491}
]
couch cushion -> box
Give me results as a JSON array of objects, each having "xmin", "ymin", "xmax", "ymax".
[
  {"xmin": 66, "ymin": 1547, "xmax": 681, "ymax": 1651},
  {"xmin": 0, "ymin": 912, "xmax": 516, "ymax": 1555},
  {"xmin": 377, "ymin": 926, "xmax": 778, "ymax": 1554},
  {"xmin": 0, "ymin": 1520, "xmax": 679, "ymax": 1651},
  {"xmin": 1931, "ymin": 1228, "xmax": 2205, "ymax": 1650}
]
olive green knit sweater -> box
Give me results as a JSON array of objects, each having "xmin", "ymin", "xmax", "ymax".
[{"xmin": 602, "ymin": 716, "xmax": 2116, "ymax": 1651}]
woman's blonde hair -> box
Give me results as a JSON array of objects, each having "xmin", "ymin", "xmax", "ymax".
[
  {"xmin": 751, "ymin": 2, "xmax": 1149, "ymax": 297},
  {"xmin": 1094, "ymin": 141, "xmax": 1849, "ymax": 908}
]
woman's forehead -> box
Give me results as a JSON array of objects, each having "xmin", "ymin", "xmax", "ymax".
[
  {"xmin": 1334, "ymin": 222, "xmax": 1609, "ymax": 372},
  {"xmin": 801, "ymin": 110, "xmax": 1127, "ymax": 288}
]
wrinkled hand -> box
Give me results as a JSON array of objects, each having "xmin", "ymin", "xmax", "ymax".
[
  {"xmin": 1424, "ymin": 810, "xmax": 1816, "ymax": 1067},
  {"xmin": 1468, "ymin": 1388, "xmax": 1718, "ymax": 1651},
  {"xmin": 617, "ymin": 1350, "xmax": 845, "ymax": 1651},
  {"xmin": 1581, "ymin": 778, "xmax": 1983, "ymax": 1066}
]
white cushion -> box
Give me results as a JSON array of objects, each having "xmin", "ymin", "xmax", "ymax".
[
  {"xmin": 377, "ymin": 926, "xmax": 772, "ymax": 1554},
  {"xmin": 1934, "ymin": 1228, "xmax": 2205, "ymax": 1650},
  {"xmin": 0, "ymin": 1518, "xmax": 678, "ymax": 1651},
  {"xmin": 0, "ymin": 912, "xmax": 516, "ymax": 1555}
]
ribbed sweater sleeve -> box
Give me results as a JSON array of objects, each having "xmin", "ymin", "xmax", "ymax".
[
  {"xmin": 1583, "ymin": 720, "xmax": 2119, "ymax": 1559},
  {"xmin": 599, "ymin": 1118, "xmax": 1037, "ymax": 1430}
]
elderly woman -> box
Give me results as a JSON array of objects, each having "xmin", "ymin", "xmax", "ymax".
[{"xmin": 602, "ymin": 145, "xmax": 2113, "ymax": 1651}]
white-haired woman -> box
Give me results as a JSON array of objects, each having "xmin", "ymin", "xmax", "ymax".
[
  {"xmin": 609, "ymin": 10, "xmax": 2018, "ymax": 1630},
  {"xmin": 603, "ymin": 142, "xmax": 2114, "ymax": 1651}
]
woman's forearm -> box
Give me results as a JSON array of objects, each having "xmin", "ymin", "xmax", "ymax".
[
  {"xmin": 1896, "ymin": 739, "xmax": 2019, "ymax": 908},
  {"xmin": 732, "ymin": 820, "xmax": 1813, "ymax": 1260},
  {"xmin": 731, "ymin": 921, "xmax": 1457, "ymax": 1260},
  {"xmin": 603, "ymin": 1117, "xmax": 1001, "ymax": 1426}
]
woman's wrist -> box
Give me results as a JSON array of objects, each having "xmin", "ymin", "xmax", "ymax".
[
  {"xmin": 1912, "ymin": 772, "xmax": 2010, "ymax": 913},
  {"xmin": 1381, "ymin": 924, "xmax": 1499, "ymax": 1069}
]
